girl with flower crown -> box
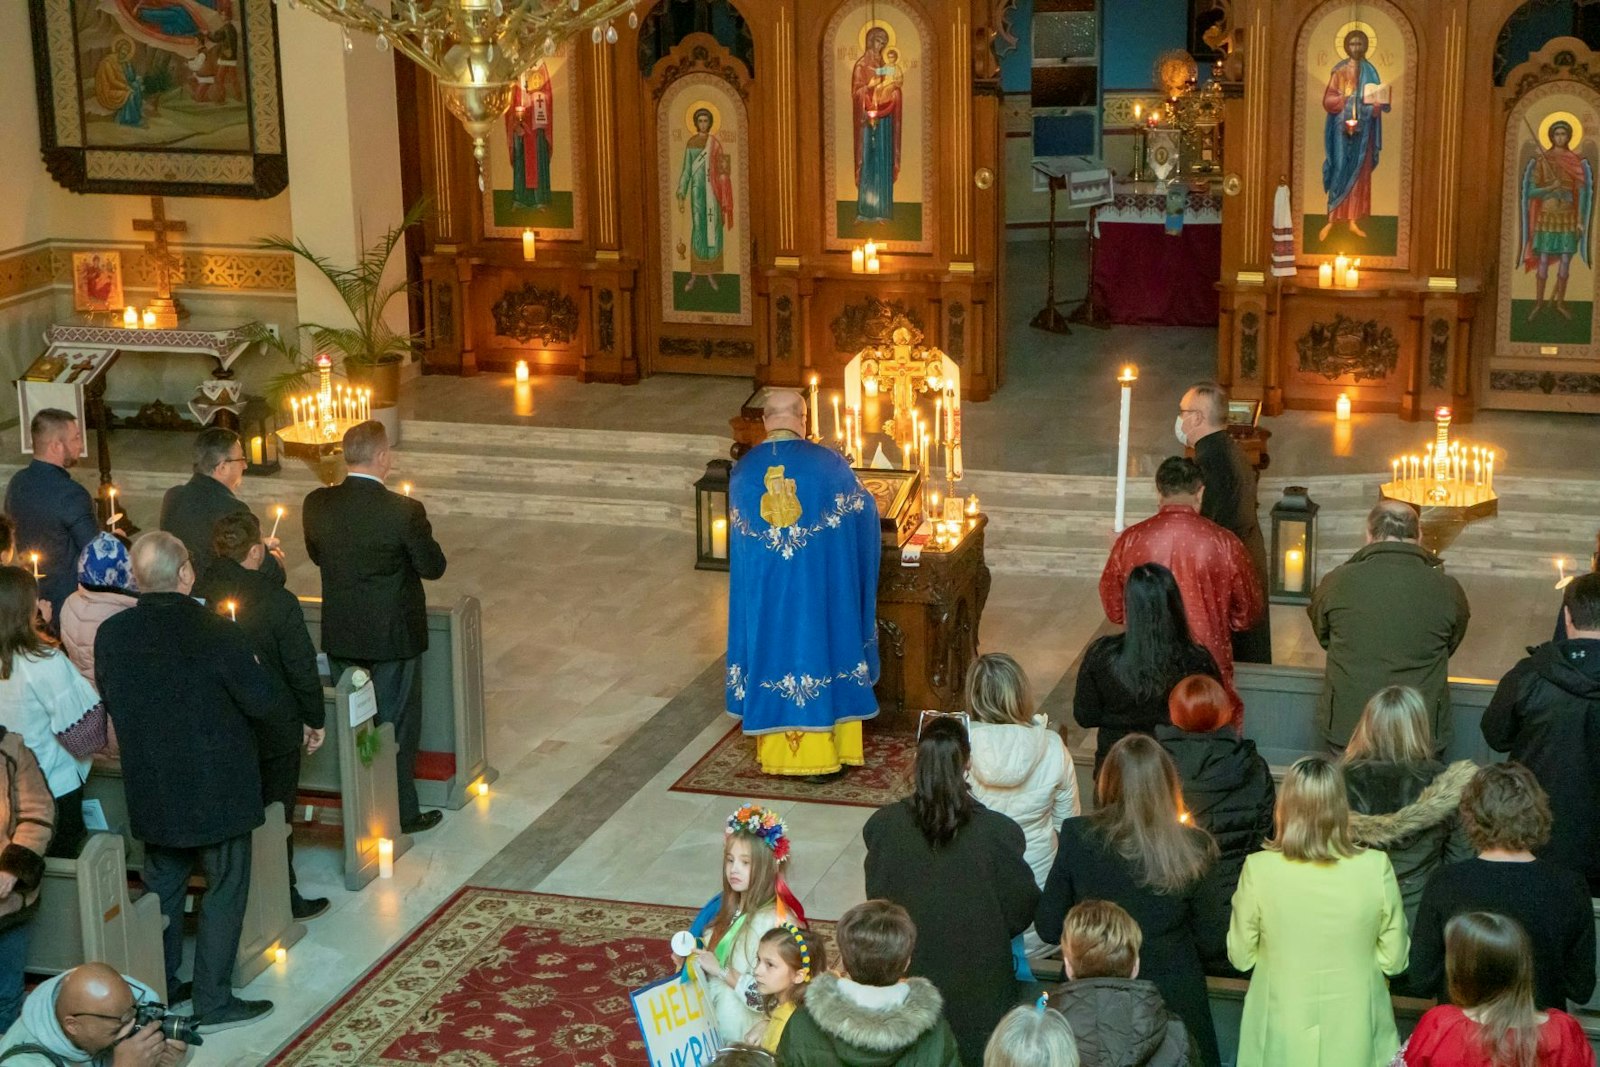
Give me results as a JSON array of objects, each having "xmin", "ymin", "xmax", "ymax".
[{"xmin": 684, "ymin": 804, "xmax": 809, "ymax": 1042}]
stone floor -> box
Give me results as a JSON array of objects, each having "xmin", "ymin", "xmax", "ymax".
[{"xmin": 36, "ymin": 238, "xmax": 1598, "ymax": 1064}]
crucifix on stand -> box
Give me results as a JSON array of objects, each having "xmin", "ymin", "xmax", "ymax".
[{"xmin": 132, "ymin": 196, "xmax": 187, "ymax": 328}]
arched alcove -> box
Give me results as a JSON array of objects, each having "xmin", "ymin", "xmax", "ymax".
[{"xmin": 638, "ymin": 0, "xmax": 755, "ymax": 76}]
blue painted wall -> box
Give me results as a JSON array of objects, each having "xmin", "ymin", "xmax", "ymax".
[
  {"xmin": 999, "ymin": 0, "xmax": 1034, "ymax": 94},
  {"xmin": 1102, "ymin": 0, "xmax": 1189, "ymax": 90}
]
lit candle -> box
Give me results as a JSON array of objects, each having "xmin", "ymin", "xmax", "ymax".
[
  {"xmin": 1344, "ymin": 267, "xmax": 1358, "ymax": 289},
  {"xmin": 123, "ymin": 305, "xmax": 138, "ymax": 328},
  {"xmin": 291, "ymin": 398, "xmax": 299, "ymax": 427},
  {"xmin": 1284, "ymin": 548, "xmax": 1305, "ymax": 591},
  {"xmin": 274, "ymin": 945, "xmax": 287, "ymax": 965},
  {"xmin": 1114, "ymin": 365, "xmax": 1138, "ymax": 532},
  {"xmin": 1558, "ymin": 558, "xmax": 1569, "ymax": 588},
  {"xmin": 966, "ymin": 494, "xmax": 979, "ymax": 516},
  {"xmin": 866, "ymin": 256, "xmax": 881, "ymax": 274},
  {"xmin": 1335, "ymin": 393, "xmax": 1351, "ymax": 421},
  {"xmin": 28, "ymin": 553, "xmax": 39, "ymax": 579},
  {"xmin": 1486, "ymin": 451, "xmax": 1495, "ymax": 491},
  {"xmin": 1133, "ymin": 103, "xmax": 1142, "ymax": 123},
  {"xmin": 141, "ymin": 309, "xmax": 156, "ymax": 328},
  {"xmin": 1391, "ymin": 458, "xmax": 1399, "ymax": 484},
  {"xmin": 377, "ymin": 837, "xmax": 394, "ymax": 878},
  {"xmin": 473, "ymin": 779, "xmax": 489, "ymax": 798},
  {"xmin": 902, "ymin": 439, "xmax": 912, "ymax": 470},
  {"xmin": 864, "ymin": 239, "xmax": 877, "ymax": 260},
  {"xmin": 522, "ymin": 228, "xmax": 537, "ymax": 261},
  {"xmin": 809, "ymin": 374, "xmax": 820, "ymax": 440},
  {"xmin": 270, "ymin": 506, "xmax": 285, "ymax": 539},
  {"xmin": 1318, "ymin": 263, "xmax": 1333, "ymax": 288},
  {"xmin": 851, "ymin": 247, "xmax": 865, "ymax": 273},
  {"xmin": 225, "ymin": 600, "xmax": 237, "ymax": 622},
  {"xmin": 1334, "ymin": 254, "xmax": 1349, "ymax": 276},
  {"xmin": 711, "ymin": 517, "xmax": 728, "ymax": 558},
  {"xmin": 515, "ymin": 360, "xmax": 530, "ymax": 383},
  {"xmin": 250, "ymin": 435, "xmax": 264, "ymax": 466},
  {"xmin": 401, "ymin": 482, "xmax": 413, "ymax": 497},
  {"xmin": 863, "ymin": 376, "xmax": 879, "ymax": 397},
  {"xmin": 844, "ymin": 411, "xmax": 855, "ymax": 462}
]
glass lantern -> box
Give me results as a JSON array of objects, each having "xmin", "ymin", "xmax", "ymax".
[
  {"xmin": 1269, "ymin": 485, "xmax": 1319, "ymax": 604},
  {"xmin": 241, "ymin": 397, "xmax": 281, "ymax": 477},
  {"xmin": 694, "ymin": 459, "xmax": 732, "ymax": 571}
]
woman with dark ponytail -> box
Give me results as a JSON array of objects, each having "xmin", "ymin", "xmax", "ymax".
[{"xmin": 864, "ymin": 715, "xmax": 1041, "ymax": 1067}]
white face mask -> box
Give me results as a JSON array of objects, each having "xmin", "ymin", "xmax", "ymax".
[{"xmin": 1174, "ymin": 415, "xmax": 1188, "ymax": 447}]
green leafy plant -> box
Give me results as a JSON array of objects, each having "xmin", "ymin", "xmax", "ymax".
[{"xmin": 252, "ymin": 199, "xmax": 427, "ymax": 403}]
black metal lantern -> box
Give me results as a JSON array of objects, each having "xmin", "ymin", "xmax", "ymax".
[
  {"xmin": 694, "ymin": 459, "xmax": 732, "ymax": 571},
  {"xmin": 1269, "ymin": 485, "xmax": 1319, "ymax": 603},
  {"xmin": 241, "ymin": 396, "xmax": 281, "ymax": 476}
]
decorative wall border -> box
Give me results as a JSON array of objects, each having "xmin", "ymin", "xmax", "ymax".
[{"xmin": 0, "ymin": 242, "xmax": 296, "ymax": 303}]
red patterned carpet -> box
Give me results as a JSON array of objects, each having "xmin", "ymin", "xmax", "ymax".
[
  {"xmin": 670, "ymin": 726, "xmax": 916, "ymax": 808},
  {"xmin": 269, "ymin": 889, "xmax": 835, "ymax": 1066}
]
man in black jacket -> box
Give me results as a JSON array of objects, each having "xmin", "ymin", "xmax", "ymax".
[
  {"xmin": 94, "ymin": 532, "xmax": 286, "ymax": 1032},
  {"xmin": 1178, "ymin": 381, "xmax": 1272, "ymax": 665},
  {"xmin": 3, "ymin": 408, "xmax": 98, "ymax": 627},
  {"xmin": 1482, "ymin": 571, "xmax": 1600, "ymax": 894},
  {"xmin": 304, "ymin": 421, "xmax": 447, "ymax": 834},
  {"xmin": 160, "ymin": 427, "xmax": 284, "ymax": 584},
  {"xmin": 195, "ymin": 511, "xmax": 328, "ymax": 921}
]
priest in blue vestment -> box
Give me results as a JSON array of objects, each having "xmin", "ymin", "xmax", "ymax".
[{"xmin": 726, "ymin": 390, "xmax": 881, "ymax": 780}]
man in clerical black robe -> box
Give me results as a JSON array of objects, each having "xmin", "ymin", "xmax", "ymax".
[{"xmin": 726, "ymin": 390, "xmax": 881, "ymax": 781}]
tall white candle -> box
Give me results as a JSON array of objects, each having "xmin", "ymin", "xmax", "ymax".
[
  {"xmin": 808, "ymin": 375, "xmax": 820, "ymax": 440},
  {"xmin": 1114, "ymin": 365, "xmax": 1137, "ymax": 532}
]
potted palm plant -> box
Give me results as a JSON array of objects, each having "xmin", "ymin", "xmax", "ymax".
[{"xmin": 253, "ymin": 200, "xmax": 426, "ymax": 436}]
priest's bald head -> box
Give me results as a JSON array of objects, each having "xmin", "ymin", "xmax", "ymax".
[{"xmin": 762, "ymin": 390, "xmax": 808, "ymax": 437}]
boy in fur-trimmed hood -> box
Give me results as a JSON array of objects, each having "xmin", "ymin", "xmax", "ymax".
[{"xmin": 778, "ymin": 900, "xmax": 961, "ymax": 1067}]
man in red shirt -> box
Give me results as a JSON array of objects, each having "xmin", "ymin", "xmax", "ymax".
[{"xmin": 1099, "ymin": 457, "xmax": 1264, "ymax": 722}]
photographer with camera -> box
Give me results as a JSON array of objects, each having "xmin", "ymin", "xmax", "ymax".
[{"xmin": 0, "ymin": 962, "xmax": 193, "ymax": 1065}]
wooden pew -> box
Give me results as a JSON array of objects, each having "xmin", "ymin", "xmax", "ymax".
[
  {"xmin": 299, "ymin": 595, "xmax": 495, "ymax": 810},
  {"xmin": 26, "ymin": 833, "xmax": 166, "ymax": 998},
  {"xmin": 77, "ymin": 770, "xmax": 305, "ymax": 988},
  {"xmin": 298, "ymin": 668, "xmax": 414, "ymax": 890}
]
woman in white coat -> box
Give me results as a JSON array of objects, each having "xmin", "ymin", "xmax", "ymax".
[{"xmin": 966, "ymin": 653, "xmax": 1080, "ymax": 958}]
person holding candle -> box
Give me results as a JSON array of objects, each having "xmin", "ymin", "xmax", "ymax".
[
  {"xmin": 1308, "ymin": 500, "xmax": 1470, "ymax": 754},
  {"xmin": 93, "ymin": 532, "xmax": 287, "ymax": 1031},
  {"xmin": 196, "ymin": 512, "xmax": 329, "ymax": 921},
  {"xmin": 160, "ymin": 428, "xmax": 285, "ymax": 586},
  {"xmin": 1177, "ymin": 383, "xmax": 1273, "ymax": 665},
  {"xmin": 3, "ymin": 409, "xmax": 98, "ymax": 631},
  {"xmin": 304, "ymin": 421, "xmax": 449, "ymax": 835},
  {"xmin": 726, "ymin": 390, "xmax": 881, "ymax": 783}
]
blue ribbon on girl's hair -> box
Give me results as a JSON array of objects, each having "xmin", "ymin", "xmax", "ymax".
[
  {"xmin": 1035, "ymin": 992, "xmax": 1048, "ymax": 1014},
  {"xmin": 689, "ymin": 894, "xmax": 722, "ymax": 939}
]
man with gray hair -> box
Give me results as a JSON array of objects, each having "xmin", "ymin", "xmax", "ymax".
[
  {"xmin": 94, "ymin": 531, "xmax": 286, "ymax": 1032},
  {"xmin": 304, "ymin": 421, "xmax": 447, "ymax": 833},
  {"xmin": 726, "ymin": 389, "xmax": 881, "ymax": 782},
  {"xmin": 1308, "ymin": 499, "xmax": 1470, "ymax": 752},
  {"xmin": 160, "ymin": 426, "xmax": 284, "ymax": 584}
]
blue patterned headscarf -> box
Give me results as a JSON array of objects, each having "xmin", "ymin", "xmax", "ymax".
[{"xmin": 77, "ymin": 533, "xmax": 136, "ymax": 593}]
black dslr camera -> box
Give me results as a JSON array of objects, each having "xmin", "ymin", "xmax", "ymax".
[{"xmin": 131, "ymin": 1002, "xmax": 204, "ymax": 1046}]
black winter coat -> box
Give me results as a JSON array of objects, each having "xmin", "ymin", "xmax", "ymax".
[
  {"xmin": 1037, "ymin": 819, "xmax": 1221, "ymax": 1067},
  {"xmin": 1345, "ymin": 758, "xmax": 1476, "ymax": 928},
  {"xmin": 1074, "ymin": 637, "xmax": 1220, "ymax": 774},
  {"xmin": 94, "ymin": 592, "xmax": 287, "ymax": 847},
  {"xmin": 1046, "ymin": 977, "xmax": 1191, "ymax": 1067},
  {"xmin": 304, "ymin": 476, "xmax": 447, "ymax": 662},
  {"xmin": 864, "ymin": 799, "xmax": 1039, "ymax": 1067},
  {"xmin": 1153, "ymin": 724, "xmax": 1273, "ymax": 972},
  {"xmin": 1482, "ymin": 638, "xmax": 1600, "ymax": 888},
  {"xmin": 194, "ymin": 558, "xmax": 325, "ymax": 758},
  {"xmin": 160, "ymin": 473, "xmax": 286, "ymax": 585}
]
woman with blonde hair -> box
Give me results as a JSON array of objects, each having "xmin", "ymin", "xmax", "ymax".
[
  {"xmin": 1342, "ymin": 686, "xmax": 1475, "ymax": 946},
  {"xmin": 1037, "ymin": 734, "xmax": 1221, "ymax": 1065},
  {"xmin": 1228, "ymin": 756, "xmax": 1407, "ymax": 1067},
  {"xmin": 966, "ymin": 653, "xmax": 1080, "ymax": 890},
  {"xmin": 1401, "ymin": 911, "xmax": 1594, "ymax": 1066}
]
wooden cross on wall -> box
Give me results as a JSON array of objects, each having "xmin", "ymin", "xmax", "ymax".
[{"xmin": 132, "ymin": 196, "xmax": 187, "ymax": 301}]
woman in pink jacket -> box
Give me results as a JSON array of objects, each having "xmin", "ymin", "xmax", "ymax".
[{"xmin": 57, "ymin": 533, "xmax": 137, "ymax": 690}]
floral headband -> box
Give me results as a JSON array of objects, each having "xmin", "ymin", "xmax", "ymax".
[
  {"xmin": 780, "ymin": 923, "xmax": 814, "ymax": 982},
  {"xmin": 727, "ymin": 803, "xmax": 791, "ymax": 864}
]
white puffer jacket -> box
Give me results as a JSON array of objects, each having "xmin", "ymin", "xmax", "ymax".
[{"xmin": 968, "ymin": 716, "xmax": 1080, "ymax": 888}]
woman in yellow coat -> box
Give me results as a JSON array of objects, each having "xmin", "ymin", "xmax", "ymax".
[{"xmin": 1227, "ymin": 755, "xmax": 1409, "ymax": 1067}]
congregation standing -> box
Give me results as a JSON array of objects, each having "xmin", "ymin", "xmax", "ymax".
[{"xmin": 0, "ymin": 409, "xmax": 444, "ymax": 1060}]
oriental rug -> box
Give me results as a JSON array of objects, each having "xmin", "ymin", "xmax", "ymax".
[
  {"xmin": 669, "ymin": 726, "xmax": 915, "ymax": 808},
  {"xmin": 267, "ymin": 889, "xmax": 835, "ymax": 1067}
]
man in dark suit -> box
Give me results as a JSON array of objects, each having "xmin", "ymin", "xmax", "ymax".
[
  {"xmin": 195, "ymin": 511, "xmax": 329, "ymax": 921},
  {"xmin": 3, "ymin": 408, "xmax": 98, "ymax": 627},
  {"xmin": 94, "ymin": 532, "xmax": 285, "ymax": 1033},
  {"xmin": 304, "ymin": 421, "xmax": 448, "ymax": 834},
  {"xmin": 160, "ymin": 427, "xmax": 284, "ymax": 584},
  {"xmin": 1178, "ymin": 381, "xmax": 1273, "ymax": 664}
]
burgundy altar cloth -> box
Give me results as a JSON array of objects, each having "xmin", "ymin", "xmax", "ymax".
[{"xmin": 1092, "ymin": 222, "xmax": 1222, "ymax": 326}]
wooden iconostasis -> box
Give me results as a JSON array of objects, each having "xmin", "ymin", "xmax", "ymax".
[{"xmin": 404, "ymin": 0, "xmax": 1016, "ymax": 401}]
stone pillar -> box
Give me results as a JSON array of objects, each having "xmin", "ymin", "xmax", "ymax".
[{"xmin": 276, "ymin": 12, "xmax": 408, "ymax": 361}]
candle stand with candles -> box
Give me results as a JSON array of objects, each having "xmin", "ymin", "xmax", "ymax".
[
  {"xmin": 275, "ymin": 354, "xmax": 374, "ymax": 485},
  {"xmin": 1380, "ymin": 406, "xmax": 1500, "ymax": 554}
]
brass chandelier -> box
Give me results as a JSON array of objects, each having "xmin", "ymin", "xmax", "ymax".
[{"xmin": 277, "ymin": 0, "xmax": 639, "ymax": 181}]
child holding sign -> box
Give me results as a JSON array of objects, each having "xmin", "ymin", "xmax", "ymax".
[
  {"xmin": 685, "ymin": 804, "xmax": 810, "ymax": 1043},
  {"xmin": 747, "ymin": 923, "xmax": 825, "ymax": 1050}
]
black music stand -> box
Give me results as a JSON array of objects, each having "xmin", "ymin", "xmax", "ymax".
[
  {"xmin": 1067, "ymin": 200, "xmax": 1112, "ymax": 329},
  {"xmin": 1030, "ymin": 162, "xmax": 1071, "ymax": 334}
]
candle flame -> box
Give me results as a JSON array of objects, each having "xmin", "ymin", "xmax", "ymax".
[
  {"xmin": 1118, "ymin": 364, "xmax": 1138, "ymax": 383},
  {"xmin": 276, "ymin": 506, "xmax": 286, "ymax": 518}
]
